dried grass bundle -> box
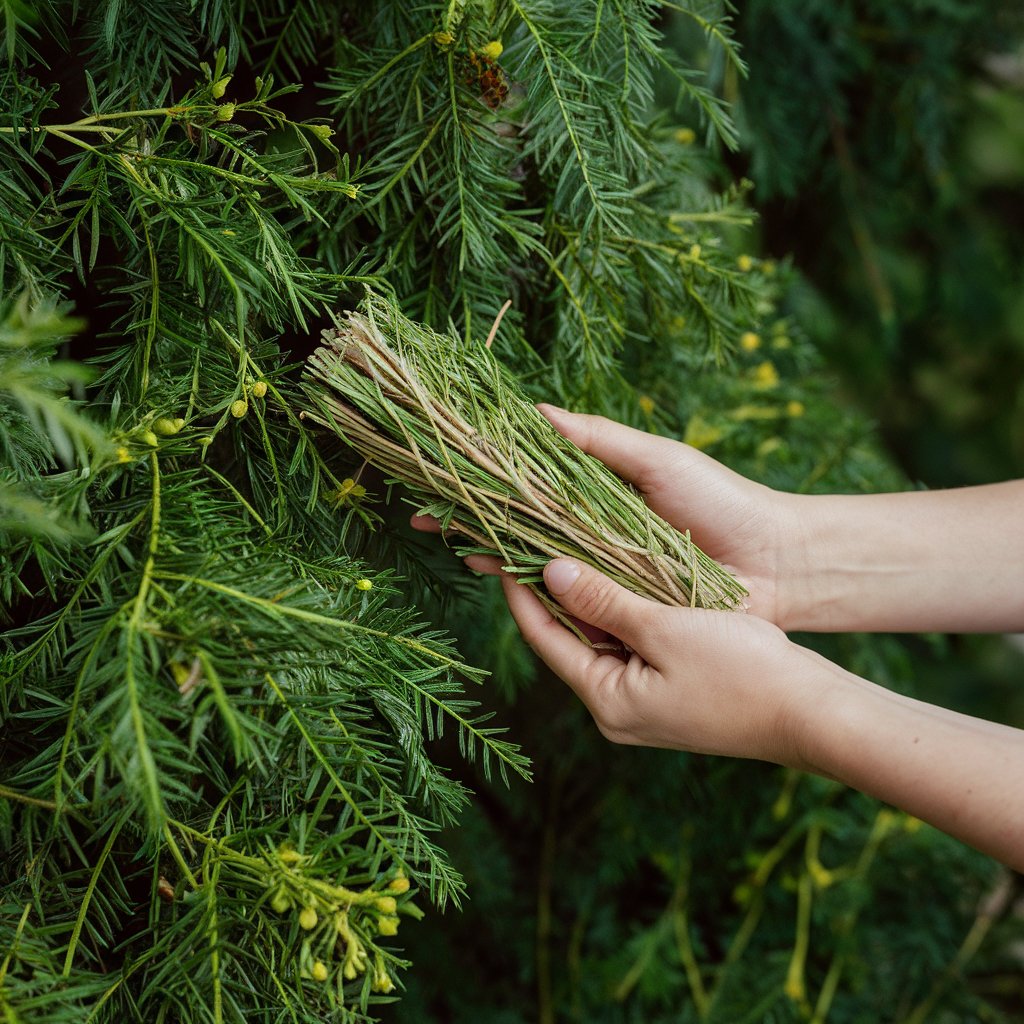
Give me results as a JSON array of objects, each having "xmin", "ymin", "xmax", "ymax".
[{"xmin": 303, "ymin": 294, "xmax": 747, "ymax": 632}]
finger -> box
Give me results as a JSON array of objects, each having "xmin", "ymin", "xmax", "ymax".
[
  {"xmin": 542, "ymin": 558, "xmax": 661, "ymax": 654},
  {"xmin": 538, "ymin": 405, "xmax": 758, "ymax": 538},
  {"xmin": 464, "ymin": 554, "xmax": 503, "ymax": 575},
  {"xmin": 501, "ymin": 573, "xmax": 615, "ymax": 701},
  {"xmin": 537, "ymin": 404, "xmax": 688, "ymax": 499},
  {"xmin": 410, "ymin": 514, "xmax": 443, "ymax": 533}
]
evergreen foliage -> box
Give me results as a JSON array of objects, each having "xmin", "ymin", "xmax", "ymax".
[{"xmin": 1, "ymin": 3, "xmax": 1021, "ymax": 1023}]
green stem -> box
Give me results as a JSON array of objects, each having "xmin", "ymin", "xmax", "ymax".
[
  {"xmin": 153, "ymin": 571, "xmax": 476, "ymax": 674},
  {"xmin": 671, "ymin": 857, "xmax": 709, "ymax": 1017},
  {"xmin": 262, "ymin": 673, "xmax": 408, "ymax": 868},
  {"xmin": 0, "ymin": 905, "xmax": 32, "ymax": 984},
  {"xmin": 62, "ymin": 812, "xmax": 128, "ymax": 976},
  {"xmin": 0, "ymin": 107, "xmax": 184, "ymax": 136},
  {"xmin": 339, "ymin": 34, "xmax": 435, "ymax": 102},
  {"xmin": 125, "ymin": 452, "xmax": 164, "ymax": 826},
  {"xmin": 0, "ymin": 785, "xmax": 59, "ymax": 810}
]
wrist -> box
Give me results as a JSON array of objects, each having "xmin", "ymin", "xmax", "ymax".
[
  {"xmin": 781, "ymin": 645, "xmax": 874, "ymax": 775},
  {"xmin": 768, "ymin": 493, "xmax": 836, "ymax": 632}
]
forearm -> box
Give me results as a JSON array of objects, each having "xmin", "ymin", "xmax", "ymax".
[
  {"xmin": 791, "ymin": 649, "xmax": 1024, "ymax": 870},
  {"xmin": 777, "ymin": 481, "xmax": 1024, "ymax": 633}
]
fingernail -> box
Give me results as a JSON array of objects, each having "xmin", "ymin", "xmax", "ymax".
[
  {"xmin": 545, "ymin": 559, "xmax": 580, "ymax": 595},
  {"xmin": 536, "ymin": 403, "xmax": 568, "ymax": 420}
]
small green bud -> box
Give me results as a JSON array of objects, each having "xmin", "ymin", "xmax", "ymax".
[
  {"xmin": 250, "ymin": 380, "xmax": 268, "ymax": 398},
  {"xmin": 153, "ymin": 417, "xmax": 184, "ymax": 435},
  {"xmin": 308, "ymin": 124, "xmax": 334, "ymax": 143},
  {"xmin": 355, "ymin": 579, "xmax": 373, "ymax": 591},
  {"xmin": 270, "ymin": 889, "xmax": 292, "ymax": 914},
  {"xmin": 298, "ymin": 906, "xmax": 318, "ymax": 930},
  {"xmin": 310, "ymin": 960, "xmax": 329, "ymax": 983},
  {"xmin": 141, "ymin": 430, "xmax": 159, "ymax": 447},
  {"xmin": 211, "ymin": 75, "xmax": 232, "ymax": 99},
  {"xmin": 230, "ymin": 399, "xmax": 248, "ymax": 419},
  {"xmin": 216, "ymin": 102, "xmax": 236, "ymax": 122},
  {"xmin": 342, "ymin": 961, "xmax": 359, "ymax": 981}
]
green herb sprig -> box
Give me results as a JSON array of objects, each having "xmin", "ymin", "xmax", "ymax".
[{"xmin": 304, "ymin": 293, "xmax": 748, "ymax": 632}]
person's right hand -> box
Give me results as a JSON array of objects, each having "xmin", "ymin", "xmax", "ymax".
[{"xmin": 530, "ymin": 404, "xmax": 807, "ymax": 627}]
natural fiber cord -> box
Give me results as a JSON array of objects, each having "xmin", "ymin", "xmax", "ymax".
[{"xmin": 304, "ymin": 293, "xmax": 748, "ymax": 632}]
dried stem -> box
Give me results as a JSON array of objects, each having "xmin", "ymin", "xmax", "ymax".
[{"xmin": 303, "ymin": 294, "xmax": 747, "ymax": 633}]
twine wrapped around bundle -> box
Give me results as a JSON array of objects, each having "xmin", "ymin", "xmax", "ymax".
[{"xmin": 303, "ymin": 293, "xmax": 747, "ymax": 633}]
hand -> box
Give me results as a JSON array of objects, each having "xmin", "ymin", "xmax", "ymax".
[
  {"xmin": 453, "ymin": 407, "xmax": 1024, "ymax": 634},
  {"xmin": 412, "ymin": 403, "xmax": 807, "ymax": 626},
  {"xmin": 501, "ymin": 555, "xmax": 818, "ymax": 763},
  {"xmin": 504, "ymin": 557, "xmax": 1024, "ymax": 869}
]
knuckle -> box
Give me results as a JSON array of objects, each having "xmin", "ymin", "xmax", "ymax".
[
  {"xmin": 571, "ymin": 412, "xmax": 605, "ymax": 451},
  {"xmin": 570, "ymin": 576, "xmax": 618, "ymax": 625}
]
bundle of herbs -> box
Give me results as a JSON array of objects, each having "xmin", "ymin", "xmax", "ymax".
[{"xmin": 303, "ymin": 293, "xmax": 747, "ymax": 631}]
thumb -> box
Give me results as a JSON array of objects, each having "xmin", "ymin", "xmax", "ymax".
[{"xmin": 544, "ymin": 558, "xmax": 653, "ymax": 646}]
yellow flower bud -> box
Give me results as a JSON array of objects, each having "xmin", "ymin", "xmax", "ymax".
[
  {"xmin": 343, "ymin": 961, "xmax": 359, "ymax": 981},
  {"xmin": 808, "ymin": 861, "xmax": 834, "ymax": 888},
  {"xmin": 374, "ymin": 896, "xmax": 397, "ymax": 914},
  {"xmin": 740, "ymin": 331, "xmax": 761, "ymax": 352},
  {"xmin": 142, "ymin": 430, "xmax": 159, "ymax": 447},
  {"xmin": 377, "ymin": 915, "xmax": 400, "ymax": 936},
  {"xmin": 230, "ymin": 399, "xmax": 248, "ymax": 418},
  {"xmin": 211, "ymin": 75, "xmax": 232, "ymax": 99},
  {"xmin": 638, "ymin": 395, "xmax": 655, "ymax": 416},
  {"xmin": 786, "ymin": 400, "xmax": 805, "ymax": 418},
  {"xmin": 674, "ymin": 127, "xmax": 696, "ymax": 145},
  {"xmin": 216, "ymin": 102, "xmax": 236, "ymax": 122},
  {"xmin": 298, "ymin": 906, "xmax": 318, "ymax": 930},
  {"xmin": 116, "ymin": 446, "xmax": 132, "ymax": 463},
  {"xmin": 433, "ymin": 30, "xmax": 455, "ymax": 46},
  {"xmin": 355, "ymin": 579, "xmax": 373, "ymax": 591},
  {"xmin": 479, "ymin": 40, "xmax": 503, "ymax": 61},
  {"xmin": 784, "ymin": 973, "xmax": 805, "ymax": 1002},
  {"xmin": 688, "ymin": 243, "xmax": 701, "ymax": 260},
  {"xmin": 737, "ymin": 253, "xmax": 753, "ymax": 272},
  {"xmin": 310, "ymin": 960, "xmax": 329, "ymax": 983},
  {"xmin": 250, "ymin": 380, "xmax": 268, "ymax": 398},
  {"xmin": 683, "ymin": 414, "xmax": 723, "ymax": 451},
  {"xmin": 387, "ymin": 875, "xmax": 410, "ymax": 894},
  {"xmin": 372, "ymin": 970, "xmax": 395, "ymax": 993},
  {"xmin": 753, "ymin": 361, "xmax": 779, "ymax": 389}
]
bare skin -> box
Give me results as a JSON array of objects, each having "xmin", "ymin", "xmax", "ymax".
[{"xmin": 412, "ymin": 404, "xmax": 1024, "ymax": 871}]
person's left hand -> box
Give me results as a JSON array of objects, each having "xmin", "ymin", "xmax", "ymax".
[{"xmin": 497, "ymin": 555, "xmax": 823, "ymax": 763}]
